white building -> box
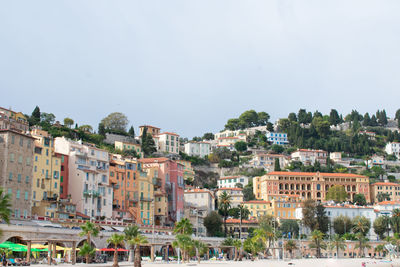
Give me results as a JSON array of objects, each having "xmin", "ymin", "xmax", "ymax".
[
  {"xmin": 266, "ymin": 132, "xmax": 289, "ymax": 145},
  {"xmin": 157, "ymin": 132, "xmax": 180, "ymax": 154},
  {"xmin": 214, "ymin": 126, "xmax": 269, "ymax": 140},
  {"xmin": 184, "ymin": 188, "xmax": 215, "ymax": 213},
  {"xmin": 249, "ymin": 153, "xmax": 289, "ymax": 171},
  {"xmin": 385, "ymin": 142, "xmax": 400, "ymax": 159},
  {"xmin": 291, "ymin": 149, "xmax": 328, "ymax": 165},
  {"xmin": 184, "ymin": 141, "xmax": 211, "ymax": 158},
  {"xmin": 54, "ymin": 137, "xmax": 113, "ymax": 218},
  {"xmin": 217, "ymin": 175, "xmax": 249, "ymax": 189},
  {"xmin": 374, "ymin": 201, "xmax": 400, "ymax": 216},
  {"xmin": 217, "ymin": 134, "xmax": 247, "ymax": 147},
  {"xmin": 329, "ymin": 152, "xmax": 352, "ymax": 167}
]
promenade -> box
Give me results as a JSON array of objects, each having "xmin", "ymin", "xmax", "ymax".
[{"xmin": 29, "ymin": 259, "xmax": 400, "ymax": 267}]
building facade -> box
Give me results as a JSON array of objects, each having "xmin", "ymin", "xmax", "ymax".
[
  {"xmin": 217, "ymin": 175, "xmax": 249, "ymax": 189},
  {"xmin": 266, "ymin": 132, "xmax": 289, "ymax": 145},
  {"xmin": 291, "ymin": 149, "xmax": 328, "ymax": 165},
  {"xmin": 139, "ymin": 125, "xmax": 161, "ymax": 137},
  {"xmin": 216, "ymin": 188, "xmax": 243, "ymax": 207},
  {"xmin": 184, "ymin": 188, "xmax": 215, "ymax": 213},
  {"xmin": 157, "ymin": 132, "xmax": 180, "ymax": 154},
  {"xmin": 184, "ymin": 141, "xmax": 211, "ymax": 158},
  {"xmin": 243, "ymin": 200, "xmax": 272, "ymax": 219},
  {"xmin": 370, "ymin": 182, "xmax": 400, "ymax": 203},
  {"xmin": 249, "ymin": 153, "xmax": 289, "ymax": 171},
  {"xmin": 0, "ymin": 130, "xmax": 34, "ymax": 218},
  {"xmin": 385, "ymin": 142, "xmax": 400, "ymax": 159},
  {"xmin": 254, "ymin": 171, "xmax": 370, "ymax": 203},
  {"xmin": 114, "ymin": 141, "xmax": 142, "ymax": 156}
]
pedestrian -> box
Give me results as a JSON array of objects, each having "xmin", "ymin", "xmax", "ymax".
[{"xmin": 2, "ymin": 252, "xmax": 7, "ymax": 266}]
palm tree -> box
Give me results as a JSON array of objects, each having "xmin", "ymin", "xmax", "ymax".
[
  {"xmin": 78, "ymin": 242, "xmax": 96, "ymax": 263},
  {"xmin": 0, "ymin": 188, "xmax": 11, "ymax": 224},
  {"xmin": 352, "ymin": 216, "xmax": 371, "ymax": 236},
  {"xmin": 172, "ymin": 234, "xmax": 193, "ymax": 263},
  {"xmin": 284, "ymin": 240, "xmax": 298, "ymax": 259},
  {"xmin": 243, "ymin": 237, "xmax": 264, "ymax": 261},
  {"xmin": 374, "ymin": 244, "xmax": 387, "ymax": 258},
  {"xmin": 391, "ymin": 209, "xmax": 400, "ymax": 234},
  {"xmin": 232, "ymin": 239, "xmax": 242, "ymax": 261},
  {"xmin": 332, "ymin": 234, "xmax": 346, "ymax": 258},
  {"xmin": 124, "ymin": 225, "xmax": 139, "ymax": 262},
  {"xmin": 128, "ymin": 230, "xmax": 148, "ymax": 267},
  {"xmin": 355, "ymin": 233, "xmax": 370, "ymax": 258},
  {"xmin": 107, "ymin": 234, "xmax": 125, "ymax": 267},
  {"xmin": 174, "ymin": 218, "xmax": 193, "ymax": 235},
  {"xmin": 218, "ymin": 191, "xmax": 231, "ymax": 237},
  {"xmin": 389, "ymin": 233, "xmax": 400, "ymax": 256},
  {"xmin": 309, "ymin": 230, "xmax": 325, "ymax": 258},
  {"xmin": 192, "ymin": 240, "xmax": 207, "ymax": 263},
  {"xmin": 79, "ymin": 221, "xmax": 99, "ymax": 264},
  {"xmin": 253, "ymin": 225, "xmax": 276, "ymax": 258}
]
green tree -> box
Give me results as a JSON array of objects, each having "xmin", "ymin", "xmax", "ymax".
[
  {"xmin": 40, "ymin": 112, "xmax": 56, "ymax": 125},
  {"xmin": 127, "ymin": 230, "xmax": 148, "ymax": 267},
  {"xmin": 78, "ymin": 242, "xmax": 96, "ymax": 263},
  {"xmin": 391, "ymin": 209, "xmax": 400, "ymax": 234},
  {"xmin": 79, "ymin": 125, "xmax": 93, "ymax": 133},
  {"xmin": 326, "ymin": 185, "xmax": 347, "ymax": 202},
  {"xmin": 316, "ymin": 203, "xmax": 329, "ymax": 234},
  {"xmin": 373, "ymin": 216, "xmax": 389, "ymax": 240},
  {"xmin": 101, "ymin": 112, "xmax": 129, "ymax": 132},
  {"xmin": 284, "ymin": 240, "xmax": 298, "ymax": 259},
  {"xmin": 332, "ymin": 234, "xmax": 346, "ymax": 258},
  {"xmin": 274, "ymin": 158, "xmax": 281, "ymax": 171},
  {"xmin": 353, "ymin": 194, "xmax": 367, "ymax": 206},
  {"xmin": 172, "ymin": 234, "xmax": 193, "ymax": 263},
  {"xmin": 333, "ymin": 215, "xmax": 353, "ymax": 235},
  {"xmin": 174, "ymin": 218, "xmax": 193, "ymax": 235},
  {"xmin": 79, "ymin": 221, "xmax": 100, "ymax": 264},
  {"xmin": 98, "ymin": 123, "xmax": 106, "ymax": 136},
  {"xmin": 128, "ymin": 126, "xmax": 135, "ymax": 138},
  {"xmin": 352, "ymin": 216, "xmax": 371, "ymax": 236},
  {"xmin": 30, "ymin": 106, "xmax": 41, "ymax": 126},
  {"xmin": 63, "ymin": 117, "xmax": 74, "ymax": 128},
  {"xmin": 374, "ymin": 244, "xmax": 387, "ymax": 257},
  {"xmin": 302, "ymin": 199, "xmax": 317, "ymax": 231},
  {"xmin": 377, "ymin": 192, "xmax": 391, "ymax": 202},
  {"xmin": 234, "ymin": 141, "xmax": 248, "ymax": 152},
  {"xmin": 202, "ymin": 132, "xmax": 214, "ymax": 140},
  {"xmin": 141, "ymin": 127, "xmax": 157, "ymax": 157},
  {"xmin": 329, "ymin": 109, "xmax": 341, "ymax": 126},
  {"xmin": 288, "ymin": 112, "xmax": 297, "ymax": 122},
  {"xmin": 355, "ymin": 233, "xmax": 370, "ymax": 257},
  {"xmin": 232, "ymin": 239, "xmax": 242, "ymax": 261},
  {"xmin": 270, "ymin": 144, "xmax": 284, "ymax": 154},
  {"xmin": 124, "ymin": 225, "xmax": 140, "ymax": 262},
  {"xmin": 192, "ymin": 240, "xmax": 207, "ymax": 263},
  {"xmin": 203, "ymin": 211, "xmax": 223, "ymax": 237},
  {"xmin": 243, "ymin": 182, "xmax": 255, "ymax": 201},
  {"xmin": 218, "ymin": 191, "xmax": 231, "ymax": 237},
  {"xmin": 243, "ymin": 237, "xmax": 264, "ymax": 260},
  {"xmin": 309, "ymin": 230, "xmax": 325, "ymax": 258},
  {"xmin": 0, "ymin": 188, "xmax": 12, "ymax": 225},
  {"xmin": 107, "ymin": 234, "xmax": 125, "ymax": 267},
  {"xmin": 257, "ymin": 111, "xmax": 270, "ymax": 126},
  {"xmin": 279, "ymin": 220, "xmax": 299, "ymax": 238}
]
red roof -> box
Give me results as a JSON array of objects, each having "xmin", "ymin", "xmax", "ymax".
[
  {"xmin": 297, "ymin": 149, "xmax": 327, "ymax": 153},
  {"xmin": 243, "ymin": 200, "xmax": 270, "ymax": 204},
  {"xmin": 267, "ymin": 171, "xmax": 367, "ymax": 178},
  {"xmin": 373, "ymin": 182, "xmax": 400, "ymax": 186},
  {"xmin": 219, "ymin": 176, "xmax": 241, "ymax": 180},
  {"xmin": 139, "ymin": 125, "xmax": 160, "ymax": 129},
  {"xmin": 226, "ymin": 218, "xmax": 258, "ymax": 224},
  {"xmin": 159, "ymin": 132, "xmax": 179, "ymax": 136},
  {"xmin": 139, "ymin": 157, "xmax": 169, "ymax": 163},
  {"xmin": 218, "ymin": 137, "xmax": 239, "ymax": 140},
  {"xmin": 377, "ymin": 201, "xmax": 400, "ymax": 205},
  {"xmin": 218, "ymin": 187, "xmax": 243, "ymax": 191}
]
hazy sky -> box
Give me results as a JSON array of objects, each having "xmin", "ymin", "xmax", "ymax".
[{"xmin": 1, "ymin": 1, "xmax": 400, "ymax": 138}]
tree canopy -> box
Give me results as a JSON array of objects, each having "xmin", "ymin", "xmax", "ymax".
[
  {"xmin": 100, "ymin": 112, "xmax": 129, "ymax": 132},
  {"xmin": 224, "ymin": 110, "xmax": 270, "ymax": 130}
]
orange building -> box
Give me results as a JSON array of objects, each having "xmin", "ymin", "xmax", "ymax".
[
  {"xmin": 109, "ymin": 155, "xmax": 139, "ymax": 222},
  {"xmin": 254, "ymin": 171, "xmax": 370, "ymax": 203},
  {"xmin": 267, "ymin": 194, "xmax": 303, "ymax": 220},
  {"xmin": 370, "ymin": 182, "xmax": 400, "ymax": 203}
]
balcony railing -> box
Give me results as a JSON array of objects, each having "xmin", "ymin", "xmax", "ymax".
[
  {"xmin": 152, "ymin": 177, "xmax": 161, "ymax": 187},
  {"xmin": 140, "ymin": 196, "xmax": 153, "ymax": 202},
  {"xmin": 83, "ymin": 190, "xmax": 101, "ymax": 198}
]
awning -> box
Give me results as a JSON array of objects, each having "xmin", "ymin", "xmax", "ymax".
[
  {"xmin": 32, "ymin": 220, "xmax": 61, "ymax": 228},
  {"xmin": 112, "ymin": 226, "xmax": 125, "ymax": 232},
  {"xmin": 101, "ymin": 226, "xmax": 114, "ymax": 231},
  {"xmin": 100, "ymin": 248, "xmax": 128, "ymax": 252}
]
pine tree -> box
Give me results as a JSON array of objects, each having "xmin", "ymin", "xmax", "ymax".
[
  {"xmin": 29, "ymin": 106, "xmax": 41, "ymax": 126},
  {"xmin": 274, "ymin": 158, "xmax": 281, "ymax": 171},
  {"xmin": 98, "ymin": 123, "xmax": 106, "ymax": 136},
  {"xmin": 128, "ymin": 126, "xmax": 135, "ymax": 138},
  {"xmin": 363, "ymin": 113, "xmax": 371, "ymax": 126}
]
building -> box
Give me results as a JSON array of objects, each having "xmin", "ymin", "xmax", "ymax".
[
  {"xmin": 139, "ymin": 157, "xmax": 184, "ymax": 225},
  {"xmin": 54, "ymin": 137, "xmax": 113, "ymax": 219},
  {"xmin": 217, "ymin": 175, "xmax": 249, "ymax": 189},
  {"xmin": 184, "ymin": 205, "xmax": 208, "ymax": 237},
  {"xmin": 291, "ymin": 149, "xmax": 328, "ymax": 165},
  {"xmin": 114, "ymin": 141, "xmax": 142, "ymax": 156},
  {"xmin": 214, "ymin": 126, "xmax": 269, "ymax": 140},
  {"xmin": 139, "ymin": 125, "xmax": 161, "ymax": 137},
  {"xmin": 222, "ymin": 218, "xmax": 259, "ymax": 239},
  {"xmin": 370, "ymin": 182, "xmax": 400, "ymax": 203},
  {"xmin": 385, "ymin": 142, "xmax": 400, "ymax": 159},
  {"xmin": 248, "ymin": 153, "xmax": 289, "ymax": 171},
  {"xmin": 374, "ymin": 201, "xmax": 400, "ymax": 216},
  {"xmin": 157, "ymin": 132, "xmax": 180, "ymax": 154},
  {"xmin": 359, "ymin": 131, "xmax": 376, "ymax": 140},
  {"xmin": 267, "ymin": 194, "xmax": 302, "ymax": 220},
  {"xmin": 253, "ymin": 171, "xmax": 370, "ymax": 203},
  {"xmin": 184, "ymin": 141, "xmax": 211, "ymax": 158},
  {"xmin": 56, "ymin": 153, "xmax": 69, "ymax": 199},
  {"xmin": 184, "ymin": 188, "xmax": 215, "ymax": 213},
  {"xmin": 177, "ymin": 160, "xmax": 195, "ymax": 182},
  {"xmin": 266, "ymin": 132, "xmax": 289, "ymax": 145},
  {"xmin": 216, "ymin": 188, "xmax": 243, "ymax": 207},
  {"xmin": 109, "ymin": 155, "xmax": 140, "ymax": 222},
  {"xmin": 242, "ymin": 200, "xmax": 272, "ymax": 219},
  {"xmin": 0, "ymin": 107, "xmax": 29, "ymax": 133},
  {"xmin": 31, "ymin": 128, "xmax": 75, "ymax": 219},
  {"xmin": 0, "ymin": 129, "xmax": 34, "ymax": 218},
  {"xmin": 137, "ymin": 167, "xmax": 154, "ymax": 225},
  {"xmin": 217, "ymin": 134, "xmax": 246, "ymax": 147}
]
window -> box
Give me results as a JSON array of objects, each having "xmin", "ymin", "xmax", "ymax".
[
  {"xmin": 9, "ymin": 172, "xmax": 12, "ymax": 181},
  {"xmin": 17, "ymin": 174, "xmax": 21, "ymax": 182},
  {"xmin": 10, "ymin": 153, "xmax": 14, "ymax": 162},
  {"xmin": 33, "ymin": 191, "xmax": 36, "ymax": 200},
  {"xmin": 27, "ymin": 140, "xmax": 31, "ymax": 148},
  {"xmin": 18, "ymin": 155, "xmax": 23, "ymax": 164},
  {"xmin": 24, "ymin": 191, "xmax": 28, "ymax": 200},
  {"xmin": 16, "ymin": 190, "xmax": 20, "ymax": 199},
  {"xmin": 11, "ymin": 135, "xmax": 14, "ymax": 144},
  {"xmin": 19, "ymin": 137, "xmax": 23, "ymax": 146},
  {"xmin": 54, "ymin": 182, "xmax": 57, "ymax": 189},
  {"xmin": 8, "ymin": 189, "xmax": 12, "ymax": 196},
  {"xmin": 25, "ymin": 176, "xmax": 29, "ymax": 183}
]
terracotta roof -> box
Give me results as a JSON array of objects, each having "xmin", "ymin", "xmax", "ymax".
[
  {"xmin": 0, "ymin": 129, "xmax": 35, "ymax": 139},
  {"xmin": 76, "ymin": 212, "xmax": 90, "ymax": 219},
  {"xmin": 139, "ymin": 125, "xmax": 160, "ymax": 129},
  {"xmin": 218, "ymin": 137, "xmax": 239, "ymax": 140},
  {"xmin": 267, "ymin": 171, "xmax": 367, "ymax": 178},
  {"xmin": 373, "ymin": 182, "xmax": 400, "ymax": 186},
  {"xmin": 139, "ymin": 157, "xmax": 169, "ymax": 163},
  {"xmin": 297, "ymin": 149, "xmax": 327, "ymax": 153},
  {"xmin": 218, "ymin": 187, "xmax": 243, "ymax": 191},
  {"xmin": 243, "ymin": 200, "xmax": 270, "ymax": 204},
  {"xmin": 159, "ymin": 132, "xmax": 179, "ymax": 136},
  {"xmin": 377, "ymin": 201, "xmax": 400, "ymax": 205}
]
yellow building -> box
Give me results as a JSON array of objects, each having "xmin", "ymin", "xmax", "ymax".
[
  {"xmin": 267, "ymin": 194, "xmax": 302, "ymax": 220},
  {"xmin": 370, "ymin": 182, "xmax": 400, "ymax": 203},
  {"xmin": 114, "ymin": 141, "xmax": 142, "ymax": 156},
  {"xmin": 253, "ymin": 176, "xmax": 262, "ymax": 199},
  {"xmin": 31, "ymin": 128, "xmax": 62, "ymax": 218},
  {"xmin": 177, "ymin": 160, "xmax": 195, "ymax": 182},
  {"xmin": 243, "ymin": 200, "xmax": 273, "ymax": 219},
  {"xmin": 138, "ymin": 168, "xmax": 154, "ymax": 225}
]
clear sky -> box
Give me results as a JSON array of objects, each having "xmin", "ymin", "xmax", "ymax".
[{"xmin": 1, "ymin": 1, "xmax": 400, "ymax": 138}]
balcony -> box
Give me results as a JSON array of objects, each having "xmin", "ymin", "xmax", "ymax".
[
  {"xmin": 96, "ymin": 166, "xmax": 107, "ymax": 172},
  {"xmin": 152, "ymin": 177, "xmax": 161, "ymax": 188},
  {"xmin": 165, "ymin": 182, "xmax": 172, "ymax": 191},
  {"xmin": 83, "ymin": 190, "xmax": 101, "ymax": 198},
  {"xmin": 129, "ymin": 196, "xmax": 139, "ymax": 203},
  {"xmin": 75, "ymin": 151, "xmax": 88, "ymax": 157},
  {"xmin": 140, "ymin": 196, "xmax": 153, "ymax": 202}
]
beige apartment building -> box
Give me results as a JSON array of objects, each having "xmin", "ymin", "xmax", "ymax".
[
  {"xmin": 0, "ymin": 129, "xmax": 34, "ymax": 218},
  {"xmin": 370, "ymin": 182, "xmax": 400, "ymax": 203}
]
